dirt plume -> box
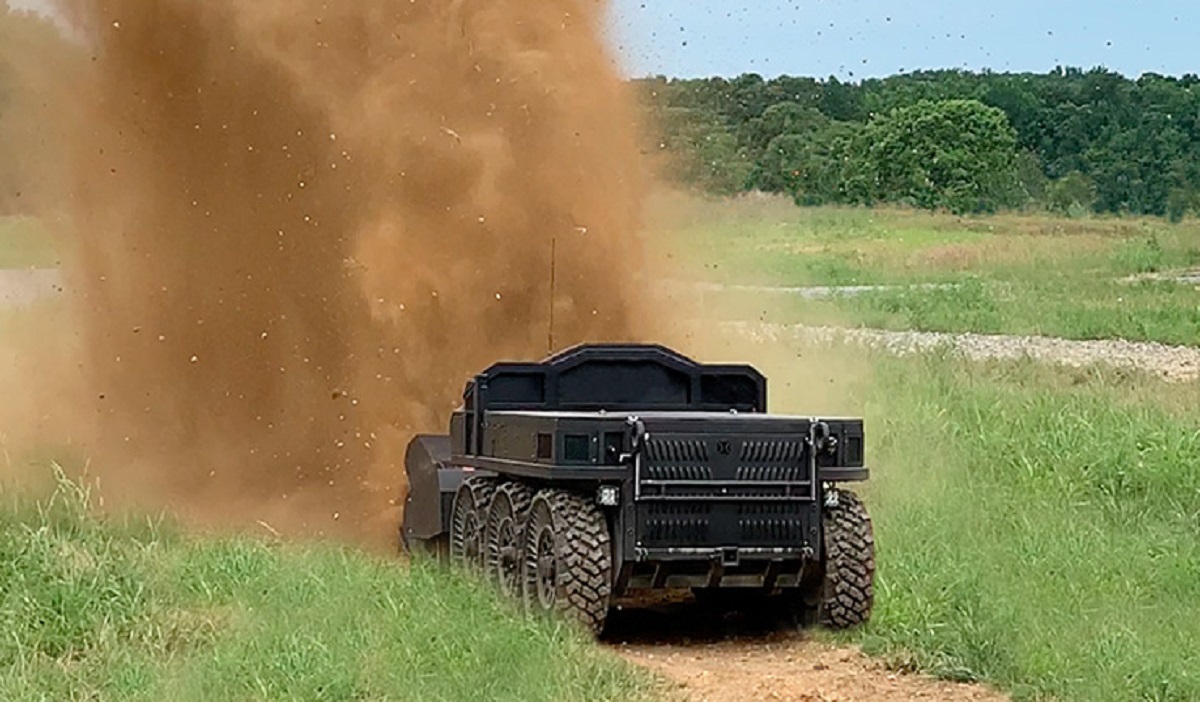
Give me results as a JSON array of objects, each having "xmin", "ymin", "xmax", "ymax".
[{"xmin": 3, "ymin": 0, "xmax": 659, "ymax": 546}]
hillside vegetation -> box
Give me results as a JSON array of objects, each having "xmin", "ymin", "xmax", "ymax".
[{"xmin": 636, "ymin": 67, "xmax": 1200, "ymax": 219}]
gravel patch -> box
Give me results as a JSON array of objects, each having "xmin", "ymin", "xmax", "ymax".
[
  {"xmin": 722, "ymin": 321, "xmax": 1200, "ymax": 383},
  {"xmin": 658, "ymin": 279, "xmax": 956, "ymax": 299}
]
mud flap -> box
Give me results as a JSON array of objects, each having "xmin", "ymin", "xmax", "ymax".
[{"xmin": 400, "ymin": 434, "xmax": 478, "ymax": 552}]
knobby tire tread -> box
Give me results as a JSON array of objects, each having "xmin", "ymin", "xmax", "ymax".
[
  {"xmin": 530, "ymin": 489, "xmax": 612, "ymax": 635},
  {"xmin": 450, "ymin": 476, "xmax": 499, "ymax": 569},
  {"xmin": 485, "ymin": 480, "xmax": 536, "ymax": 594},
  {"xmin": 819, "ymin": 489, "xmax": 875, "ymax": 629}
]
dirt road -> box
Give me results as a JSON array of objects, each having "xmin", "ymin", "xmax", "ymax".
[
  {"xmin": 619, "ymin": 640, "xmax": 1007, "ymax": 702},
  {"xmin": 602, "ymin": 603, "xmax": 1009, "ymax": 702}
]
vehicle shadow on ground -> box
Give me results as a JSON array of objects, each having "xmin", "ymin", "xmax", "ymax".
[{"xmin": 601, "ymin": 597, "xmax": 808, "ymax": 646}]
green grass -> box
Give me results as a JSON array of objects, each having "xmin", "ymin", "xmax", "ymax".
[
  {"xmin": 821, "ymin": 350, "xmax": 1200, "ymax": 701},
  {"xmin": 653, "ymin": 193, "xmax": 1200, "ymax": 286},
  {"xmin": 0, "ymin": 216, "xmax": 56, "ymax": 268},
  {"xmin": 654, "ymin": 193, "xmax": 1200, "ymax": 344},
  {"xmin": 848, "ymin": 277, "xmax": 1200, "ymax": 346},
  {"xmin": 0, "ymin": 470, "xmax": 657, "ymax": 702},
  {"xmin": 677, "ymin": 324, "xmax": 1200, "ymax": 700},
  {"xmin": 704, "ymin": 275, "xmax": 1200, "ymax": 346}
]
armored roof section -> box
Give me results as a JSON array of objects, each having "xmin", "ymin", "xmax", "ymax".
[{"xmin": 461, "ymin": 343, "xmax": 766, "ymax": 413}]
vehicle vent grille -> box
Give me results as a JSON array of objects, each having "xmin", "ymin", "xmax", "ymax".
[
  {"xmin": 642, "ymin": 464, "xmax": 714, "ymax": 481},
  {"xmin": 643, "ymin": 438, "xmax": 713, "ymax": 481},
  {"xmin": 739, "ymin": 518, "xmax": 808, "ymax": 542},
  {"xmin": 638, "ymin": 434, "xmax": 814, "ymax": 502},
  {"xmin": 739, "ymin": 439, "xmax": 804, "ymax": 463},
  {"xmin": 644, "ymin": 504, "xmax": 710, "ymax": 544},
  {"xmin": 736, "ymin": 440, "xmax": 806, "ymax": 482},
  {"xmin": 735, "ymin": 464, "xmax": 807, "ymax": 482},
  {"xmin": 645, "ymin": 438, "xmax": 709, "ymax": 463}
]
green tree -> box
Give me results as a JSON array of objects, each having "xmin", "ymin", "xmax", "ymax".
[
  {"xmin": 652, "ymin": 107, "xmax": 752, "ymax": 196},
  {"xmin": 1046, "ymin": 171, "xmax": 1097, "ymax": 216},
  {"xmin": 843, "ymin": 99, "xmax": 1024, "ymax": 213},
  {"xmin": 1087, "ymin": 114, "xmax": 1188, "ymax": 216},
  {"xmin": 737, "ymin": 102, "xmax": 829, "ymax": 154},
  {"xmin": 819, "ymin": 77, "xmax": 865, "ymax": 121},
  {"xmin": 748, "ymin": 122, "xmax": 859, "ymax": 203},
  {"xmin": 1013, "ymin": 150, "xmax": 1049, "ymax": 208},
  {"xmin": 630, "ymin": 67, "xmax": 1200, "ymax": 219}
]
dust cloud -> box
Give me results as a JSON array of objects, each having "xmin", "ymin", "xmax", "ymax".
[{"xmin": 0, "ymin": 0, "xmax": 669, "ymax": 546}]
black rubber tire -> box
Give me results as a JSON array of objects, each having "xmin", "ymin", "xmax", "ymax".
[
  {"xmin": 816, "ymin": 488, "xmax": 875, "ymax": 629},
  {"xmin": 484, "ymin": 481, "xmax": 536, "ymax": 597},
  {"xmin": 400, "ymin": 529, "xmax": 448, "ymax": 561},
  {"xmin": 449, "ymin": 476, "xmax": 498, "ymax": 571},
  {"xmin": 520, "ymin": 489, "xmax": 613, "ymax": 636}
]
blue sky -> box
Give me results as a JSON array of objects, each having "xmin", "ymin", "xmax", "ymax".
[
  {"xmin": 8, "ymin": 0, "xmax": 1195, "ymax": 82},
  {"xmin": 605, "ymin": 0, "xmax": 1200, "ymax": 80}
]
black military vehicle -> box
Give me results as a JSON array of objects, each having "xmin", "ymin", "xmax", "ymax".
[{"xmin": 400, "ymin": 343, "xmax": 874, "ymax": 635}]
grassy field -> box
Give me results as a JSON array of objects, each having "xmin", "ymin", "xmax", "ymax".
[
  {"xmin": 0, "ymin": 471, "xmax": 658, "ymax": 702},
  {"xmin": 652, "ymin": 193, "xmax": 1200, "ymax": 345},
  {"xmin": 727, "ymin": 340, "xmax": 1200, "ymax": 702},
  {"xmin": 0, "ymin": 216, "xmax": 57, "ymax": 269},
  {"xmin": 678, "ymin": 195, "xmax": 1200, "ymax": 701},
  {"xmin": 866, "ymin": 358, "xmax": 1200, "ymax": 701}
]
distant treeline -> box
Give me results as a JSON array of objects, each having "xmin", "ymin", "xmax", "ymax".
[{"xmin": 632, "ymin": 67, "xmax": 1200, "ymax": 219}]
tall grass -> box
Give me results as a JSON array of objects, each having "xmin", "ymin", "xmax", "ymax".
[
  {"xmin": 847, "ymin": 352, "xmax": 1200, "ymax": 701},
  {"xmin": 0, "ymin": 467, "xmax": 657, "ymax": 702},
  {"xmin": 652, "ymin": 194, "xmax": 1200, "ymax": 285}
]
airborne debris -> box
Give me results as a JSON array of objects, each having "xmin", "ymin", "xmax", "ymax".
[{"xmin": 16, "ymin": 0, "xmax": 659, "ymax": 551}]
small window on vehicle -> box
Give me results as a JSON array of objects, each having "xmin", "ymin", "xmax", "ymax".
[
  {"xmin": 564, "ymin": 434, "xmax": 591, "ymax": 462},
  {"xmin": 845, "ymin": 435, "xmax": 863, "ymax": 466},
  {"xmin": 536, "ymin": 433, "xmax": 553, "ymax": 460}
]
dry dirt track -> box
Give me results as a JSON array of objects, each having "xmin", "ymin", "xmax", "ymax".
[
  {"xmin": 602, "ymin": 604, "xmax": 1009, "ymax": 702},
  {"xmin": 618, "ymin": 640, "xmax": 1007, "ymax": 702}
]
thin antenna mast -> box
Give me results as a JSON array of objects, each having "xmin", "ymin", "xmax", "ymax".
[{"xmin": 548, "ymin": 236, "xmax": 557, "ymax": 353}]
